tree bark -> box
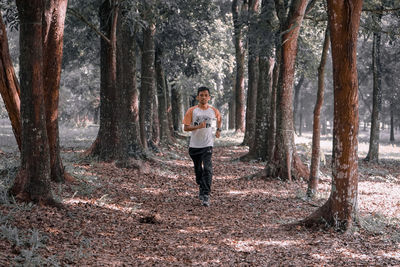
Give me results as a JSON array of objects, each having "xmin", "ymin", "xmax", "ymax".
[
  {"xmin": 116, "ymin": 6, "xmax": 143, "ymax": 160},
  {"xmin": 232, "ymin": 0, "xmax": 248, "ymax": 132},
  {"xmin": 302, "ymin": 0, "xmax": 363, "ymax": 231},
  {"xmin": 42, "ymin": 0, "xmax": 68, "ymax": 182},
  {"xmin": 293, "ymin": 74, "xmax": 305, "ymax": 135},
  {"xmin": 87, "ymin": 0, "xmax": 119, "ymax": 160},
  {"xmin": 365, "ymin": 22, "xmax": 382, "ymax": 162},
  {"xmin": 267, "ymin": 0, "xmax": 309, "ymax": 181},
  {"xmin": 229, "ymin": 75, "xmax": 236, "ymax": 130},
  {"xmin": 307, "ymin": 24, "xmax": 330, "ymax": 198},
  {"xmin": 155, "ymin": 47, "xmax": 172, "ymax": 144},
  {"xmin": 10, "ymin": 0, "xmax": 54, "ymax": 204},
  {"xmin": 139, "ymin": 1, "xmax": 156, "ymax": 150},
  {"xmin": 0, "ymin": 15, "xmax": 21, "ymax": 150},
  {"xmin": 171, "ymin": 81, "xmax": 183, "ymax": 132},
  {"xmin": 243, "ymin": 0, "xmax": 259, "ymax": 146}
]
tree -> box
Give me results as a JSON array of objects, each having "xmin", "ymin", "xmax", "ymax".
[
  {"xmin": 43, "ymin": 0, "xmax": 69, "ymax": 182},
  {"xmin": 242, "ymin": 0, "xmax": 259, "ymax": 146},
  {"xmin": 86, "ymin": 0, "xmax": 120, "ymax": 160},
  {"xmin": 365, "ymin": 10, "xmax": 383, "ymax": 162},
  {"xmin": 10, "ymin": 0, "xmax": 63, "ymax": 204},
  {"xmin": 245, "ymin": 0, "xmax": 276, "ymax": 161},
  {"xmin": 232, "ymin": 0, "xmax": 248, "ymax": 132},
  {"xmin": 0, "ymin": 14, "xmax": 21, "ymax": 150},
  {"xmin": 266, "ymin": 0, "xmax": 310, "ymax": 181},
  {"xmin": 116, "ymin": 2, "xmax": 143, "ymax": 159},
  {"xmin": 307, "ymin": 24, "xmax": 330, "ymax": 198},
  {"xmin": 301, "ymin": 0, "xmax": 363, "ymax": 231},
  {"xmin": 139, "ymin": 0, "xmax": 156, "ymax": 151}
]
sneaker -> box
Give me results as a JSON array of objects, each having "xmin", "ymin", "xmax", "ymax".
[
  {"xmin": 198, "ymin": 193, "xmax": 204, "ymax": 201},
  {"xmin": 202, "ymin": 195, "xmax": 210, "ymax": 207}
]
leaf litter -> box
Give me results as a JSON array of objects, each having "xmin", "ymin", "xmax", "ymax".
[{"xmin": 0, "ymin": 124, "xmax": 400, "ymax": 265}]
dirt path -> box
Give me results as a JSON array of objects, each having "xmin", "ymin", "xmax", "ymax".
[{"xmin": 1, "ymin": 129, "xmax": 400, "ymax": 265}]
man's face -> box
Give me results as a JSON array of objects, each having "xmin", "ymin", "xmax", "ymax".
[{"xmin": 197, "ymin": 90, "xmax": 210, "ymax": 105}]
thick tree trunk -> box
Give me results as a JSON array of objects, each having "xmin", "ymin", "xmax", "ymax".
[
  {"xmin": 302, "ymin": 0, "xmax": 363, "ymax": 231},
  {"xmin": 232, "ymin": 0, "xmax": 248, "ymax": 132},
  {"xmin": 10, "ymin": 0, "xmax": 54, "ymax": 204},
  {"xmin": 155, "ymin": 48, "xmax": 172, "ymax": 144},
  {"xmin": 243, "ymin": 0, "xmax": 259, "ymax": 146},
  {"xmin": 307, "ymin": 25, "xmax": 330, "ymax": 198},
  {"xmin": 365, "ymin": 27, "xmax": 382, "ymax": 162},
  {"xmin": 245, "ymin": 0, "xmax": 276, "ymax": 161},
  {"xmin": 116, "ymin": 7, "xmax": 143, "ymax": 160},
  {"xmin": 42, "ymin": 0, "xmax": 68, "ymax": 182},
  {"xmin": 87, "ymin": 0, "xmax": 119, "ymax": 160},
  {"xmin": 267, "ymin": 0, "xmax": 309, "ymax": 181},
  {"xmin": 139, "ymin": 2, "xmax": 156, "ymax": 150},
  {"xmin": 0, "ymin": 15, "xmax": 21, "ymax": 150}
]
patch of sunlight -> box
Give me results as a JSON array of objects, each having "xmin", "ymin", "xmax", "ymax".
[
  {"xmin": 64, "ymin": 198, "xmax": 141, "ymax": 213},
  {"xmin": 336, "ymin": 247, "xmax": 372, "ymax": 261},
  {"xmin": 142, "ymin": 187, "xmax": 169, "ymax": 195},
  {"xmin": 224, "ymin": 238, "xmax": 301, "ymax": 252},
  {"xmin": 178, "ymin": 226, "xmax": 212, "ymax": 234},
  {"xmin": 382, "ymin": 250, "xmax": 400, "ymax": 260},
  {"xmin": 227, "ymin": 189, "xmax": 270, "ymax": 195},
  {"xmin": 215, "ymin": 175, "xmax": 237, "ymax": 180},
  {"xmin": 192, "ymin": 259, "xmax": 221, "ymax": 265},
  {"xmin": 311, "ymin": 253, "xmax": 328, "ymax": 260}
]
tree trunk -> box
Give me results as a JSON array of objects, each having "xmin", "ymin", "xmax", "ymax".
[
  {"xmin": 243, "ymin": 0, "xmax": 259, "ymax": 146},
  {"xmin": 10, "ymin": 0, "xmax": 54, "ymax": 204},
  {"xmin": 307, "ymin": 25, "xmax": 330, "ymax": 198},
  {"xmin": 390, "ymin": 101, "xmax": 395, "ymax": 142},
  {"xmin": 232, "ymin": 0, "xmax": 248, "ymax": 132},
  {"xmin": 171, "ymin": 82, "xmax": 183, "ymax": 132},
  {"xmin": 266, "ymin": 32, "xmax": 280, "ymax": 162},
  {"xmin": 87, "ymin": 0, "xmax": 119, "ymax": 160},
  {"xmin": 139, "ymin": 1, "xmax": 156, "ymax": 150},
  {"xmin": 229, "ymin": 76, "xmax": 236, "ymax": 130},
  {"xmin": 365, "ymin": 24, "xmax": 382, "ymax": 162},
  {"xmin": 301, "ymin": 0, "xmax": 363, "ymax": 231},
  {"xmin": 0, "ymin": 15, "xmax": 21, "ymax": 150},
  {"xmin": 155, "ymin": 47, "xmax": 172, "ymax": 144},
  {"xmin": 116, "ymin": 6, "xmax": 143, "ymax": 160},
  {"xmin": 293, "ymin": 74, "xmax": 305, "ymax": 134},
  {"xmin": 152, "ymin": 91, "xmax": 160, "ymax": 146},
  {"xmin": 267, "ymin": 0, "xmax": 309, "ymax": 181},
  {"xmin": 165, "ymin": 77, "xmax": 175, "ymax": 136},
  {"xmin": 42, "ymin": 0, "xmax": 68, "ymax": 182}
]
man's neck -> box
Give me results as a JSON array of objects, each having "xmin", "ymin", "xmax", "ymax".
[{"xmin": 198, "ymin": 103, "xmax": 209, "ymax": 109}]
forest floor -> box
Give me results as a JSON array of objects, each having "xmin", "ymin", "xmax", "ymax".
[{"xmin": 1, "ymin": 120, "xmax": 400, "ymax": 266}]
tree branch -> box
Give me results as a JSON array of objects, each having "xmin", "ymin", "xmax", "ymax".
[
  {"xmin": 67, "ymin": 7, "xmax": 111, "ymax": 45},
  {"xmin": 362, "ymin": 7, "xmax": 400, "ymax": 14}
]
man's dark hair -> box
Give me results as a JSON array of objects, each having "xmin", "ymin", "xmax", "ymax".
[{"xmin": 197, "ymin": 86, "xmax": 210, "ymax": 96}]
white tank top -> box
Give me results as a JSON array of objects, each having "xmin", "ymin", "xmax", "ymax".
[{"xmin": 182, "ymin": 105, "xmax": 221, "ymax": 148}]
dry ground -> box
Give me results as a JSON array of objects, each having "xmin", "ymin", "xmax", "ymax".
[{"xmin": 1, "ymin": 120, "xmax": 400, "ymax": 266}]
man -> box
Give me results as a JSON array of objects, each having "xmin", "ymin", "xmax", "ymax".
[{"xmin": 182, "ymin": 86, "xmax": 222, "ymax": 207}]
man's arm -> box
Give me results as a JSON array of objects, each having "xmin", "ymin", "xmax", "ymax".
[
  {"xmin": 215, "ymin": 117, "xmax": 222, "ymax": 138},
  {"xmin": 184, "ymin": 121, "xmax": 206, "ymax": 132}
]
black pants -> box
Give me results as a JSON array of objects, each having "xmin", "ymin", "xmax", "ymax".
[{"xmin": 189, "ymin": 146, "xmax": 213, "ymax": 196}]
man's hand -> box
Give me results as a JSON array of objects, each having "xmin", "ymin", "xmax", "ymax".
[
  {"xmin": 216, "ymin": 130, "xmax": 220, "ymax": 138},
  {"xmin": 197, "ymin": 121, "xmax": 206, "ymax": 129}
]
